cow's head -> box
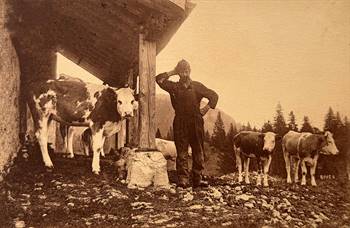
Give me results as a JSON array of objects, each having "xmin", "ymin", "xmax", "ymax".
[
  {"xmin": 261, "ymin": 132, "xmax": 279, "ymax": 153},
  {"xmin": 320, "ymin": 131, "xmax": 339, "ymax": 155},
  {"xmin": 114, "ymin": 87, "xmax": 138, "ymax": 118}
]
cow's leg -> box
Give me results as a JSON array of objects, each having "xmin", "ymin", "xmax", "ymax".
[
  {"xmin": 310, "ymin": 154, "xmax": 319, "ymax": 186},
  {"xmin": 100, "ymin": 136, "xmax": 106, "ymax": 157},
  {"xmin": 235, "ymin": 146, "xmax": 243, "ymax": 183},
  {"xmin": 263, "ymin": 155, "xmax": 272, "ymax": 187},
  {"xmin": 83, "ymin": 143, "xmax": 90, "ymax": 156},
  {"xmin": 244, "ymin": 157, "xmax": 250, "ymax": 184},
  {"xmin": 301, "ymin": 158, "xmax": 307, "ymax": 185},
  {"xmin": 256, "ymin": 158, "xmax": 262, "ymax": 186},
  {"xmin": 60, "ymin": 125, "xmax": 68, "ymax": 155},
  {"xmin": 91, "ymin": 129, "xmax": 104, "ymax": 174},
  {"xmin": 294, "ymin": 158, "xmax": 300, "ymax": 183},
  {"xmin": 81, "ymin": 128, "xmax": 91, "ymax": 156},
  {"xmin": 67, "ymin": 127, "xmax": 75, "ymax": 158},
  {"xmin": 35, "ymin": 116, "xmax": 54, "ymax": 168},
  {"xmin": 284, "ymin": 151, "xmax": 292, "ymax": 184}
]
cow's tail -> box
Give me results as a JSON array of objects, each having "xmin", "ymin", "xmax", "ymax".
[
  {"xmin": 232, "ymin": 132, "xmax": 241, "ymax": 147},
  {"xmin": 281, "ymin": 139, "xmax": 286, "ymax": 155},
  {"xmin": 50, "ymin": 114, "xmax": 90, "ymax": 127}
]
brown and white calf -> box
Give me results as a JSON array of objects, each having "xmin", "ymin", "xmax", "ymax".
[
  {"xmin": 282, "ymin": 130, "xmax": 339, "ymax": 186},
  {"xmin": 233, "ymin": 131, "xmax": 279, "ymax": 186},
  {"xmin": 27, "ymin": 76, "xmax": 138, "ymax": 174}
]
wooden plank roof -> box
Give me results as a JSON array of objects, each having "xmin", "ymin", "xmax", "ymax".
[{"xmin": 6, "ymin": 0, "xmax": 194, "ymax": 86}]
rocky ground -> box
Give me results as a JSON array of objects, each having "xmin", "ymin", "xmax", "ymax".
[{"xmin": 0, "ymin": 153, "xmax": 349, "ymax": 228}]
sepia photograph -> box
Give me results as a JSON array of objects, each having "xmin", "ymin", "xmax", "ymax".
[{"xmin": 0, "ymin": 0, "xmax": 349, "ymax": 227}]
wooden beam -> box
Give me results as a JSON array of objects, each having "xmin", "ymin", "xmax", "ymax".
[
  {"xmin": 133, "ymin": 0, "xmax": 185, "ymax": 17},
  {"xmin": 126, "ymin": 69, "xmax": 139, "ymax": 148},
  {"xmin": 138, "ymin": 33, "xmax": 156, "ymax": 150},
  {"xmin": 169, "ymin": 0, "xmax": 187, "ymax": 10}
]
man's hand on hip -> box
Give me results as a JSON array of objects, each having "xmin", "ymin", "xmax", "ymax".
[{"xmin": 200, "ymin": 104, "xmax": 211, "ymax": 116}]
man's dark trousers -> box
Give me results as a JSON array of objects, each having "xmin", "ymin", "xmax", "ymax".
[{"xmin": 174, "ymin": 114, "xmax": 205, "ymax": 184}]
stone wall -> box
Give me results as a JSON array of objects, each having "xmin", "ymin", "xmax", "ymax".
[{"xmin": 0, "ymin": 0, "xmax": 21, "ymax": 179}]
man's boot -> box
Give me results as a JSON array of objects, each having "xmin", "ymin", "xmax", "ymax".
[
  {"xmin": 177, "ymin": 177, "xmax": 190, "ymax": 189},
  {"xmin": 192, "ymin": 174, "xmax": 208, "ymax": 188}
]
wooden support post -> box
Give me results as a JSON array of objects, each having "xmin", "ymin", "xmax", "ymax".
[
  {"xmin": 138, "ymin": 33, "xmax": 156, "ymax": 150},
  {"xmin": 124, "ymin": 68, "xmax": 138, "ymax": 148},
  {"xmin": 124, "ymin": 34, "xmax": 170, "ymax": 190}
]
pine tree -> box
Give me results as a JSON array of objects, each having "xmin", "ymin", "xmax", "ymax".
[
  {"xmin": 344, "ymin": 116, "xmax": 350, "ymax": 154},
  {"xmin": 324, "ymin": 107, "xmax": 337, "ymax": 133},
  {"xmin": 300, "ymin": 116, "xmax": 314, "ymax": 133},
  {"xmin": 219, "ymin": 122, "xmax": 237, "ymax": 174},
  {"xmin": 342, "ymin": 116, "xmax": 350, "ymax": 159},
  {"xmin": 273, "ymin": 102, "xmax": 288, "ymax": 135},
  {"xmin": 225, "ymin": 123, "xmax": 237, "ymax": 150},
  {"xmin": 335, "ymin": 112, "xmax": 344, "ymax": 130},
  {"xmin": 344, "ymin": 116, "xmax": 350, "ymax": 129},
  {"xmin": 321, "ymin": 113, "xmax": 348, "ymax": 180},
  {"xmin": 204, "ymin": 130, "xmax": 211, "ymax": 143},
  {"xmin": 211, "ymin": 112, "xmax": 226, "ymax": 150},
  {"xmin": 246, "ymin": 122, "xmax": 252, "ymax": 131},
  {"xmin": 287, "ymin": 111, "xmax": 298, "ymax": 132},
  {"xmin": 156, "ymin": 128, "xmax": 162, "ymax": 139},
  {"xmin": 270, "ymin": 103, "xmax": 287, "ymax": 177},
  {"xmin": 262, "ymin": 120, "xmax": 273, "ymax": 133}
]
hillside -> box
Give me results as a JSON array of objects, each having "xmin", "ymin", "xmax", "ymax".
[
  {"xmin": 1, "ymin": 153, "xmax": 349, "ymax": 227},
  {"xmin": 156, "ymin": 93, "xmax": 238, "ymax": 137}
]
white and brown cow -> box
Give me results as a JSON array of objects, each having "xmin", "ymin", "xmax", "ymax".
[
  {"xmin": 282, "ymin": 130, "xmax": 339, "ymax": 186},
  {"xmin": 27, "ymin": 76, "xmax": 138, "ymax": 174},
  {"xmin": 233, "ymin": 131, "xmax": 279, "ymax": 186}
]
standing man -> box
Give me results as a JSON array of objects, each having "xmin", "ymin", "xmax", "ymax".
[{"xmin": 156, "ymin": 60, "xmax": 218, "ymax": 188}]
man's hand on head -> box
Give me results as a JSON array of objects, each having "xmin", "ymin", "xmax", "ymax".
[{"xmin": 166, "ymin": 69, "xmax": 178, "ymax": 77}]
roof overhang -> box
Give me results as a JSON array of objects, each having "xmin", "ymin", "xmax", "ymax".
[{"xmin": 7, "ymin": 0, "xmax": 195, "ymax": 86}]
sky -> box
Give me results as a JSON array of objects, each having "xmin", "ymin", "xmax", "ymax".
[{"xmin": 58, "ymin": 0, "xmax": 350, "ymax": 129}]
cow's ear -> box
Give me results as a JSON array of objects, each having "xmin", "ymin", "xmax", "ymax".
[
  {"xmin": 259, "ymin": 133, "xmax": 265, "ymax": 140},
  {"xmin": 275, "ymin": 134, "xmax": 282, "ymax": 141},
  {"xmin": 318, "ymin": 135, "xmax": 327, "ymax": 148},
  {"xmin": 324, "ymin": 131, "xmax": 332, "ymax": 137}
]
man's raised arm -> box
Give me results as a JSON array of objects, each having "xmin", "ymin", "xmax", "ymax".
[{"xmin": 155, "ymin": 69, "xmax": 177, "ymax": 93}]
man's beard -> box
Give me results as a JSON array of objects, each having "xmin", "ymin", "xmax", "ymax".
[{"xmin": 179, "ymin": 76, "xmax": 190, "ymax": 84}]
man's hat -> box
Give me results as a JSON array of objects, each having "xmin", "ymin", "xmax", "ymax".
[{"xmin": 175, "ymin": 59, "xmax": 191, "ymax": 73}]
